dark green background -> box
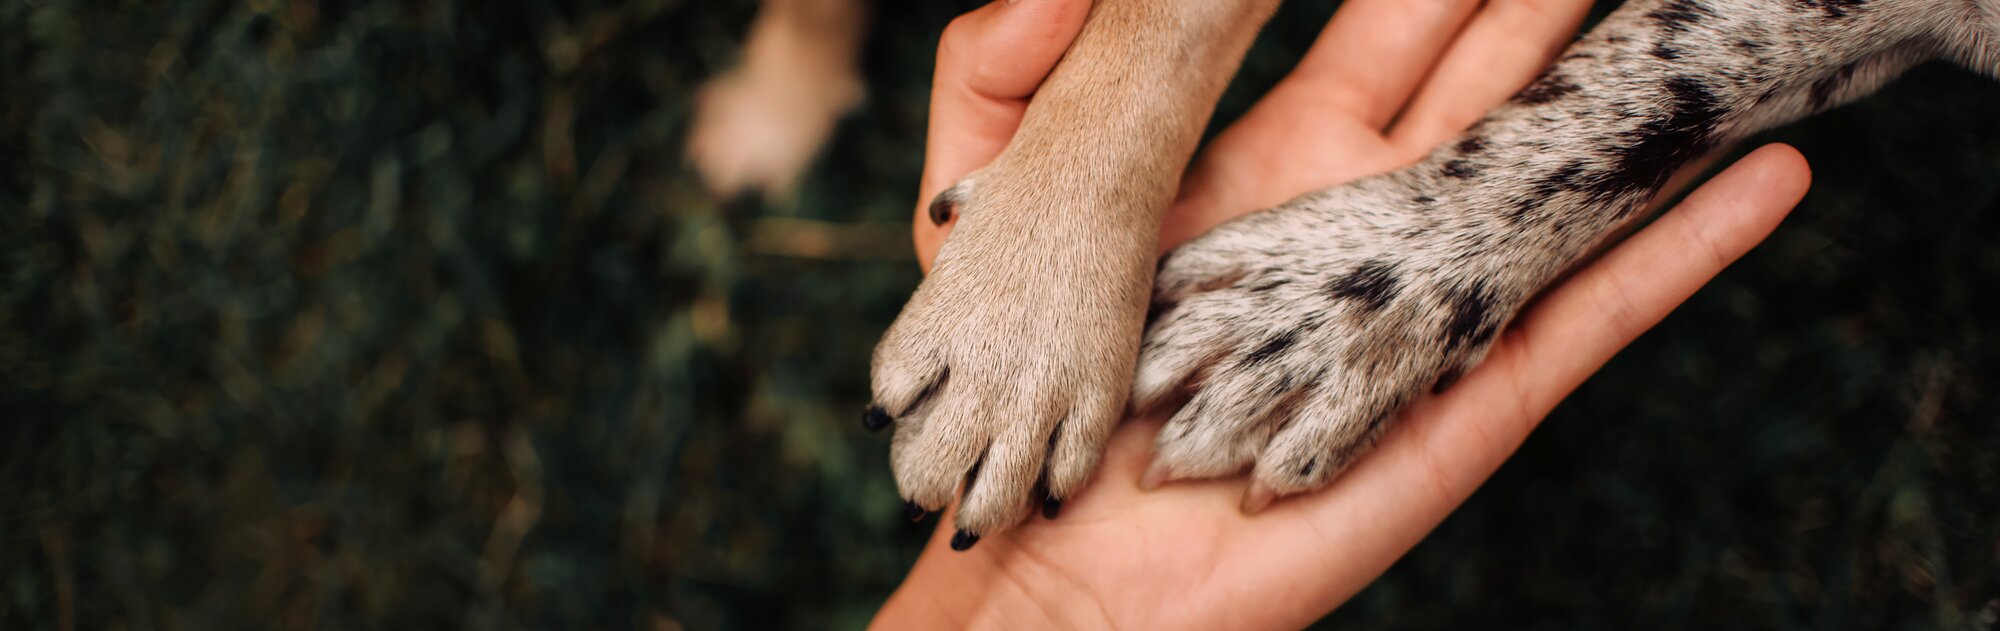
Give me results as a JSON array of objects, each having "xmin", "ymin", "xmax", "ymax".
[{"xmin": 5, "ymin": 0, "xmax": 1997, "ymax": 628}]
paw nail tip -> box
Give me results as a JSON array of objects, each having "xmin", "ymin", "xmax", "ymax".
[
  {"xmin": 949, "ymin": 530, "xmax": 980, "ymax": 551},
  {"xmin": 927, "ymin": 195, "xmax": 954, "ymax": 225},
  {"xmin": 1241, "ymin": 484, "xmax": 1277, "ymax": 515},
  {"xmin": 862, "ymin": 406, "xmax": 892, "ymax": 432},
  {"xmin": 903, "ymin": 500, "xmax": 926, "ymax": 522},
  {"xmin": 1041, "ymin": 497, "xmax": 1062, "ymax": 519},
  {"xmin": 1137, "ymin": 462, "xmax": 1171, "ymax": 491}
]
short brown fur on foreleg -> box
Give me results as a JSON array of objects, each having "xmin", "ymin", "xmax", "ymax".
[{"xmin": 870, "ymin": 0, "xmax": 1281, "ymax": 543}]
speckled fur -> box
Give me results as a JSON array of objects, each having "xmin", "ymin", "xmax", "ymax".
[
  {"xmin": 1137, "ymin": 0, "xmax": 2000, "ymax": 497},
  {"xmin": 874, "ymin": 0, "xmax": 2000, "ymax": 540}
]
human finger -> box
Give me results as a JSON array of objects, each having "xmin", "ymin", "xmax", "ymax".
[
  {"xmin": 914, "ymin": 0, "xmax": 1092, "ymax": 270},
  {"xmin": 1386, "ymin": 0, "xmax": 1594, "ymax": 152},
  {"xmin": 1225, "ymin": 144, "xmax": 1812, "ymax": 623}
]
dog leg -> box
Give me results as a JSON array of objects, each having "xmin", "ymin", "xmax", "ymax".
[
  {"xmin": 686, "ymin": 0, "xmax": 866, "ymax": 198},
  {"xmin": 871, "ymin": 0, "xmax": 1281, "ymax": 543},
  {"xmin": 1136, "ymin": 0, "xmax": 2000, "ymax": 508}
]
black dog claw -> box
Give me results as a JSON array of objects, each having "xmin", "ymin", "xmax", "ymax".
[
  {"xmin": 862, "ymin": 406, "xmax": 892, "ymax": 432},
  {"xmin": 950, "ymin": 530, "xmax": 980, "ymax": 551},
  {"xmin": 928, "ymin": 187, "xmax": 963, "ymax": 226},
  {"xmin": 1041, "ymin": 496, "xmax": 1062, "ymax": 519},
  {"xmin": 903, "ymin": 500, "xmax": 927, "ymax": 522}
]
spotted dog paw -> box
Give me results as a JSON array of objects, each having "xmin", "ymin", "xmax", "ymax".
[
  {"xmin": 869, "ymin": 168, "xmax": 1157, "ymax": 547},
  {"xmin": 1123, "ymin": 0, "xmax": 2000, "ymax": 513},
  {"xmin": 1131, "ymin": 178, "xmax": 1534, "ymax": 511}
]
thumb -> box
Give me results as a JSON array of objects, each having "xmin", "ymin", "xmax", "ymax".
[{"xmin": 915, "ymin": 0, "xmax": 1091, "ymax": 269}]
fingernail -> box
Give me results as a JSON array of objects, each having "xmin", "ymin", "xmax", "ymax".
[
  {"xmin": 1041, "ymin": 496, "xmax": 1062, "ymax": 519},
  {"xmin": 903, "ymin": 500, "xmax": 927, "ymax": 522},
  {"xmin": 862, "ymin": 406, "xmax": 892, "ymax": 432},
  {"xmin": 1137, "ymin": 461, "xmax": 1172, "ymax": 491},
  {"xmin": 950, "ymin": 530, "xmax": 980, "ymax": 551},
  {"xmin": 1240, "ymin": 482, "xmax": 1277, "ymax": 515}
]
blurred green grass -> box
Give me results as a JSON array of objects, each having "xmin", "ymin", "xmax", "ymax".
[{"xmin": 3, "ymin": 0, "xmax": 1997, "ymax": 629}]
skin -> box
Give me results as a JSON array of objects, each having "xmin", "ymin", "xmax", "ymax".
[
  {"xmin": 872, "ymin": 0, "xmax": 1285, "ymax": 537},
  {"xmin": 880, "ymin": 0, "xmax": 1812, "ymax": 628},
  {"xmin": 1128, "ymin": 0, "xmax": 1988, "ymax": 511}
]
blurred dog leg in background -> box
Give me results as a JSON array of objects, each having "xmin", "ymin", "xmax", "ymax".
[{"xmin": 687, "ymin": 0, "xmax": 866, "ymax": 198}]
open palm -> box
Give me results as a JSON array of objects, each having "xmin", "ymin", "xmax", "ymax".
[{"xmin": 883, "ymin": 1, "xmax": 1812, "ymax": 628}]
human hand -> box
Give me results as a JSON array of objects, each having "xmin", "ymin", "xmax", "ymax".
[
  {"xmin": 884, "ymin": 0, "xmax": 1813, "ymax": 628},
  {"xmin": 907, "ymin": 0, "xmax": 1093, "ymax": 270}
]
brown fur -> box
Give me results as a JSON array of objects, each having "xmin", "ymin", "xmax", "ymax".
[
  {"xmin": 871, "ymin": 0, "xmax": 1282, "ymax": 536},
  {"xmin": 686, "ymin": 0, "xmax": 867, "ymax": 198}
]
